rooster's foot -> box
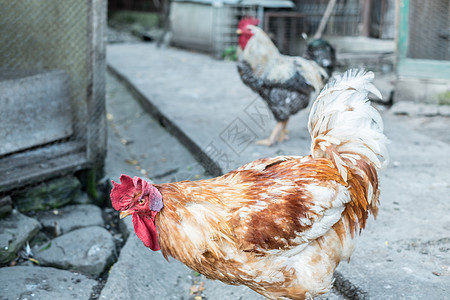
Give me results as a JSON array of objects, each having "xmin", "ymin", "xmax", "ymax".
[{"xmin": 256, "ymin": 138, "xmax": 276, "ymax": 146}]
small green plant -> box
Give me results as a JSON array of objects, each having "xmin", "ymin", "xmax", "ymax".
[
  {"xmin": 222, "ymin": 46, "xmax": 238, "ymax": 61},
  {"xmin": 39, "ymin": 242, "xmax": 52, "ymax": 252},
  {"xmin": 108, "ymin": 11, "xmax": 160, "ymax": 30},
  {"xmin": 437, "ymin": 91, "xmax": 450, "ymax": 105}
]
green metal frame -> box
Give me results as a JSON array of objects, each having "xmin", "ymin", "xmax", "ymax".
[{"xmin": 397, "ymin": 0, "xmax": 450, "ymax": 80}]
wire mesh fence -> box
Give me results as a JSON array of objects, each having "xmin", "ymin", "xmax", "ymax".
[
  {"xmin": 263, "ymin": 0, "xmax": 396, "ymax": 56},
  {"xmin": 0, "ymin": 0, "xmax": 106, "ymax": 194},
  {"xmin": 299, "ymin": 0, "xmax": 362, "ymax": 36},
  {"xmin": 408, "ymin": 0, "xmax": 449, "ymax": 61},
  {"xmin": 263, "ymin": 12, "xmax": 308, "ymax": 56},
  {"xmin": 264, "ymin": 1, "xmax": 363, "ymax": 56},
  {"xmin": 212, "ymin": 5, "xmax": 257, "ymax": 58}
]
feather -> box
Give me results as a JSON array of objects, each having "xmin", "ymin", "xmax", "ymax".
[{"xmin": 309, "ymin": 69, "xmax": 389, "ymax": 181}]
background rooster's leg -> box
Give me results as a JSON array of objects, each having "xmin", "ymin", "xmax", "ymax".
[
  {"xmin": 278, "ymin": 120, "xmax": 289, "ymax": 142},
  {"xmin": 257, "ymin": 121, "xmax": 283, "ymax": 146}
]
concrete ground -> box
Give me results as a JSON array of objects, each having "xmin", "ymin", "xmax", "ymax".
[{"xmin": 104, "ymin": 42, "xmax": 450, "ymax": 299}]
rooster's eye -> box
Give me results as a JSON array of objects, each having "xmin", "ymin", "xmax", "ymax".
[{"xmin": 138, "ymin": 198, "xmax": 145, "ymax": 204}]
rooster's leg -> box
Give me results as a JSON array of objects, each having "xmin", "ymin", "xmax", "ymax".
[
  {"xmin": 277, "ymin": 120, "xmax": 289, "ymax": 143},
  {"xmin": 256, "ymin": 121, "xmax": 283, "ymax": 146}
]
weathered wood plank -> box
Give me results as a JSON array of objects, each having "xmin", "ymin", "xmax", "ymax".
[
  {"xmin": 0, "ymin": 69, "xmax": 73, "ymax": 156},
  {"xmin": 0, "ymin": 152, "xmax": 88, "ymax": 193},
  {"xmin": 0, "ymin": 140, "xmax": 85, "ymax": 172}
]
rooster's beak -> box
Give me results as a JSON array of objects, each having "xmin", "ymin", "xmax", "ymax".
[
  {"xmin": 120, "ymin": 210, "xmax": 132, "ymax": 219},
  {"xmin": 236, "ymin": 28, "xmax": 242, "ymax": 35}
]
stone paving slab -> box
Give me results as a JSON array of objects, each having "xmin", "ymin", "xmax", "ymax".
[
  {"xmin": 34, "ymin": 226, "xmax": 116, "ymax": 277},
  {"xmin": 107, "ymin": 43, "xmax": 450, "ymax": 298},
  {"xmin": 0, "ymin": 210, "xmax": 41, "ymax": 264},
  {"xmin": 0, "ymin": 266, "xmax": 97, "ymax": 300},
  {"xmin": 35, "ymin": 204, "xmax": 104, "ymax": 235}
]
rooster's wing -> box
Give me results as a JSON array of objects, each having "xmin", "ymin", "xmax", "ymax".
[{"xmin": 217, "ymin": 155, "xmax": 351, "ymax": 254}]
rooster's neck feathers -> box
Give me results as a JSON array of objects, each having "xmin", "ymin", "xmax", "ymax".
[{"xmin": 240, "ymin": 26, "xmax": 280, "ymax": 73}]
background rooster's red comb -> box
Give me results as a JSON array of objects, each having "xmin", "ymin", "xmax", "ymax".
[
  {"xmin": 110, "ymin": 174, "xmax": 135, "ymax": 211},
  {"xmin": 238, "ymin": 17, "xmax": 259, "ymax": 29}
]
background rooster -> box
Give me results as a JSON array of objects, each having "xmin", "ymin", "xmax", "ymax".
[
  {"xmin": 111, "ymin": 70, "xmax": 388, "ymax": 299},
  {"xmin": 236, "ymin": 17, "xmax": 336, "ymax": 146}
]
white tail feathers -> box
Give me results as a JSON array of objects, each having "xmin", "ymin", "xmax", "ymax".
[{"xmin": 308, "ymin": 69, "xmax": 389, "ymax": 182}]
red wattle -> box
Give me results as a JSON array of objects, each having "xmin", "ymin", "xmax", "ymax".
[{"xmin": 132, "ymin": 212, "xmax": 160, "ymax": 251}]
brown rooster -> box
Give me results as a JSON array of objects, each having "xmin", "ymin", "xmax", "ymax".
[
  {"xmin": 236, "ymin": 17, "xmax": 336, "ymax": 146},
  {"xmin": 111, "ymin": 70, "xmax": 388, "ymax": 299}
]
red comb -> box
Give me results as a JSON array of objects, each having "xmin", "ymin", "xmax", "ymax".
[
  {"xmin": 110, "ymin": 174, "xmax": 135, "ymax": 211},
  {"xmin": 238, "ymin": 17, "xmax": 259, "ymax": 29}
]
